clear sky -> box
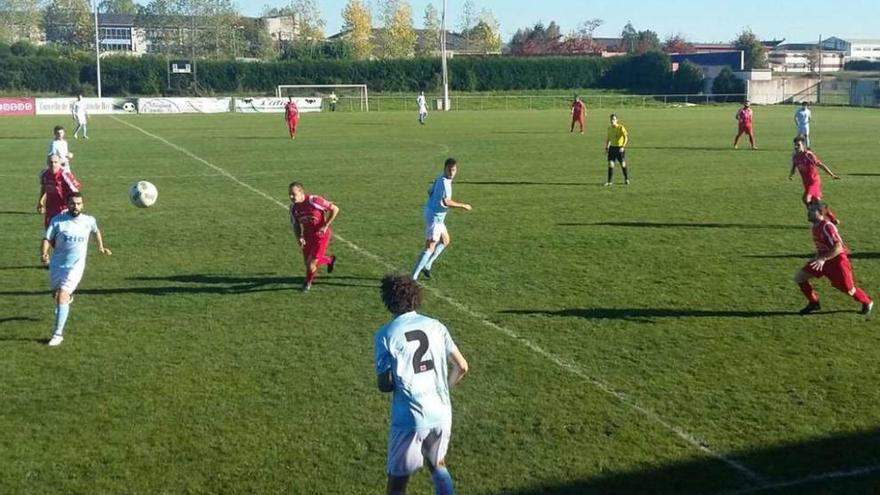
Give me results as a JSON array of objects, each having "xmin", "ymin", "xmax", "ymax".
[{"xmin": 239, "ymin": 0, "xmax": 880, "ymax": 44}]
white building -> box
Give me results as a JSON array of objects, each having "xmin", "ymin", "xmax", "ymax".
[
  {"xmin": 768, "ymin": 43, "xmax": 844, "ymax": 73},
  {"xmin": 822, "ymin": 37, "xmax": 880, "ymax": 62}
]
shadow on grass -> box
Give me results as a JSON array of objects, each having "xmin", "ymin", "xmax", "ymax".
[
  {"xmin": 458, "ymin": 181, "xmax": 585, "ymax": 187},
  {"xmin": 746, "ymin": 253, "xmax": 880, "ymax": 260},
  {"xmin": 0, "ymin": 211, "xmax": 34, "ymax": 215},
  {"xmin": 500, "ymin": 428, "xmax": 880, "ymax": 495},
  {"xmin": 500, "ymin": 307, "xmax": 807, "ymax": 323},
  {"xmin": 845, "ymin": 173, "xmax": 880, "ymax": 177},
  {"xmin": 562, "ymin": 222, "xmax": 804, "ymax": 230},
  {"xmin": 0, "ymin": 317, "xmax": 40, "ymax": 324},
  {"xmin": 0, "ymin": 274, "xmax": 379, "ymax": 297},
  {"xmin": 0, "ymin": 265, "xmax": 44, "ymax": 270}
]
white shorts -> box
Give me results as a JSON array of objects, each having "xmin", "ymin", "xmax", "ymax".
[
  {"xmin": 419, "ymin": 108, "xmax": 428, "ymax": 116},
  {"xmin": 75, "ymin": 117, "xmax": 87, "ymax": 125},
  {"xmin": 424, "ymin": 219, "xmax": 448, "ymax": 242},
  {"xmin": 797, "ymin": 126, "xmax": 809, "ymax": 136},
  {"xmin": 387, "ymin": 425, "xmax": 451, "ymax": 476},
  {"xmin": 49, "ymin": 263, "xmax": 85, "ymax": 294}
]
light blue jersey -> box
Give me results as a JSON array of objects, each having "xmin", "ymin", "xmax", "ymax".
[
  {"xmin": 375, "ymin": 311, "xmax": 459, "ymax": 430},
  {"xmin": 424, "ymin": 175, "xmax": 452, "ymax": 223},
  {"xmin": 45, "ymin": 212, "xmax": 97, "ymax": 271},
  {"xmin": 795, "ymin": 108, "xmax": 811, "ymax": 129}
]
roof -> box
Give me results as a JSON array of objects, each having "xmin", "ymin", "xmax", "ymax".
[
  {"xmin": 671, "ymin": 51, "xmax": 743, "ymax": 70},
  {"xmin": 97, "ymin": 13, "xmax": 136, "ymax": 26}
]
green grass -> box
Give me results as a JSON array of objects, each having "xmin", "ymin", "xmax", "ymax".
[{"xmin": 1, "ymin": 105, "xmax": 880, "ymax": 494}]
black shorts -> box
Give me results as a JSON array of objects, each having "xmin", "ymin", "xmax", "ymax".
[{"xmin": 607, "ymin": 146, "xmax": 626, "ymax": 163}]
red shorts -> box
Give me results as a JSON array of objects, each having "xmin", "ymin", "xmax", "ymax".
[
  {"xmin": 738, "ymin": 125, "xmax": 753, "ymax": 134},
  {"xmin": 803, "ymin": 184, "xmax": 822, "ymax": 201},
  {"xmin": 302, "ymin": 230, "xmax": 331, "ymax": 262},
  {"xmin": 572, "ymin": 114, "xmax": 584, "ymax": 123},
  {"xmin": 803, "ymin": 255, "xmax": 855, "ymax": 293},
  {"xmin": 288, "ymin": 117, "xmax": 298, "ymax": 130}
]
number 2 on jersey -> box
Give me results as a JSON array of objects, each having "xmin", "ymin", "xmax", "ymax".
[{"xmin": 405, "ymin": 330, "xmax": 435, "ymax": 374}]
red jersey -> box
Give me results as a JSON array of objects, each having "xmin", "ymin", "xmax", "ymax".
[
  {"xmin": 736, "ymin": 107, "xmax": 753, "ymax": 126},
  {"xmin": 812, "ymin": 220, "xmax": 847, "ymax": 258},
  {"xmin": 285, "ymin": 101, "xmax": 299, "ymax": 120},
  {"xmin": 40, "ymin": 166, "xmax": 80, "ymax": 204},
  {"xmin": 290, "ymin": 194, "xmax": 333, "ymax": 235},
  {"xmin": 793, "ymin": 150, "xmax": 822, "ymax": 188},
  {"xmin": 571, "ymin": 100, "xmax": 585, "ymax": 118}
]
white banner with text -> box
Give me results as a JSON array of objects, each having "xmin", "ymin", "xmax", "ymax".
[{"xmin": 233, "ymin": 97, "xmax": 323, "ymax": 113}]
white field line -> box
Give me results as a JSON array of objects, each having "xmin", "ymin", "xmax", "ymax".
[
  {"xmin": 110, "ymin": 115, "xmax": 762, "ymax": 483},
  {"xmin": 723, "ymin": 463, "xmax": 880, "ymax": 494}
]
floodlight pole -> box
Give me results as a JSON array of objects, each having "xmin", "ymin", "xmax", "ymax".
[
  {"xmin": 440, "ymin": 0, "xmax": 449, "ymax": 111},
  {"xmin": 93, "ymin": 0, "xmax": 102, "ymax": 98}
]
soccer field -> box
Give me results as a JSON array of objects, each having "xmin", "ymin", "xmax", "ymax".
[{"xmin": 2, "ymin": 105, "xmax": 879, "ymax": 494}]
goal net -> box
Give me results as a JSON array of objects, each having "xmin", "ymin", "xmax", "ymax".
[{"xmin": 276, "ymin": 84, "xmax": 369, "ymax": 112}]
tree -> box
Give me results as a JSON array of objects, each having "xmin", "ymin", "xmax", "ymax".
[
  {"xmin": 290, "ymin": 0, "xmax": 324, "ymax": 40},
  {"xmin": 508, "ymin": 20, "xmax": 562, "ymax": 55},
  {"xmin": 620, "ymin": 21, "xmax": 637, "ymax": 53},
  {"xmin": 458, "ymin": 0, "xmax": 476, "ymax": 50},
  {"xmin": 712, "ymin": 66, "xmax": 746, "ymax": 96},
  {"xmin": 733, "ymin": 29, "xmax": 768, "ymax": 69},
  {"xmin": 635, "ymin": 29, "xmax": 660, "ymax": 54},
  {"xmin": 417, "ymin": 2, "xmax": 439, "ymax": 56},
  {"xmin": 44, "ymin": 0, "xmax": 94, "ymax": 50},
  {"xmin": 379, "ymin": 0, "xmax": 416, "ymax": 59},
  {"xmin": 463, "ymin": 9, "xmax": 500, "ymax": 53},
  {"xmin": 663, "ymin": 33, "xmax": 693, "ymax": 54},
  {"xmin": 98, "ymin": 0, "xmax": 139, "ymax": 14},
  {"xmin": 672, "ymin": 59, "xmax": 704, "ymax": 93},
  {"xmin": 341, "ymin": 0, "xmax": 371, "ymax": 60},
  {"xmin": 0, "ymin": 0, "xmax": 43, "ymax": 43}
]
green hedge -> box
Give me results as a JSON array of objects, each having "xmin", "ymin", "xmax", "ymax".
[{"xmin": 0, "ymin": 48, "xmax": 691, "ymax": 96}]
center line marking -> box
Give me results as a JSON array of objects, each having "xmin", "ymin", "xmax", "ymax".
[{"xmin": 110, "ymin": 115, "xmax": 763, "ymax": 484}]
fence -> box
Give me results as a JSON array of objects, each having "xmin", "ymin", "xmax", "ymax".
[{"xmin": 332, "ymin": 93, "xmax": 748, "ymax": 113}]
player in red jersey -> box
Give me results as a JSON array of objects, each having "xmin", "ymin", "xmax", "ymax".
[
  {"xmin": 37, "ymin": 155, "xmax": 80, "ymax": 227},
  {"xmin": 570, "ymin": 96, "xmax": 586, "ymax": 134},
  {"xmin": 284, "ymin": 97, "xmax": 299, "ymax": 140},
  {"xmin": 733, "ymin": 101, "xmax": 756, "ymax": 149},
  {"xmin": 788, "ymin": 135, "xmax": 840, "ymax": 223},
  {"xmin": 795, "ymin": 201, "xmax": 873, "ymax": 316},
  {"xmin": 289, "ymin": 181, "xmax": 339, "ymax": 291}
]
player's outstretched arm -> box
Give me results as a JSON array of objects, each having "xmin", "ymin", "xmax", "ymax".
[
  {"xmin": 40, "ymin": 239, "xmax": 51, "ymax": 265},
  {"xmin": 818, "ymin": 162, "xmax": 840, "ymax": 180},
  {"xmin": 442, "ymin": 198, "xmax": 471, "ymax": 211},
  {"xmin": 94, "ymin": 229, "xmax": 112, "ymax": 256},
  {"xmin": 447, "ymin": 349, "xmax": 469, "ymax": 389},
  {"xmin": 788, "ymin": 163, "xmax": 797, "ymax": 180}
]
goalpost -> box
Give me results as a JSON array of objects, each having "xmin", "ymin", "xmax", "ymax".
[{"xmin": 276, "ymin": 84, "xmax": 369, "ymax": 112}]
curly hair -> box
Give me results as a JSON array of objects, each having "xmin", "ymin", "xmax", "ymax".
[{"xmin": 380, "ymin": 274, "xmax": 423, "ymax": 314}]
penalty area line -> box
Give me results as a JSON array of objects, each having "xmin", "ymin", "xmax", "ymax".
[
  {"xmin": 111, "ymin": 115, "xmax": 763, "ymax": 485},
  {"xmin": 723, "ymin": 463, "xmax": 880, "ymax": 494}
]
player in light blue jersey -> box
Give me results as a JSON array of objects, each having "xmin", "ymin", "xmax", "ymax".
[
  {"xmin": 794, "ymin": 102, "xmax": 812, "ymax": 148},
  {"xmin": 40, "ymin": 193, "xmax": 111, "ymax": 346},
  {"xmin": 412, "ymin": 158, "xmax": 471, "ymax": 281},
  {"xmin": 374, "ymin": 274, "xmax": 469, "ymax": 495}
]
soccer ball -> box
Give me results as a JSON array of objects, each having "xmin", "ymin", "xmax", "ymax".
[{"xmin": 129, "ymin": 180, "xmax": 158, "ymax": 208}]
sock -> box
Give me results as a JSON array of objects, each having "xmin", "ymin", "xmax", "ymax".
[
  {"xmin": 54, "ymin": 303, "xmax": 70, "ymax": 336},
  {"xmin": 305, "ymin": 269, "xmax": 316, "ymax": 286},
  {"xmin": 622, "ymin": 166, "xmax": 629, "ymax": 181},
  {"xmin": 798, "ymin": 282, "xmax": 819, "ymax": 304},
  {"xmin": 412, "ymin": 249, "xmax": 433, "ymax": 280},
  {"xmin": 852, "ymin": 288, "xmax": 872, "ymax": 305},
  {"xmin": 431, "ymin": 467, "xmax": 454, "ymax": 495},
  {"xmin": 607, "ymin": 167, "xmax": 613, "ymax": 183},
  {"xmin": 82, "ymin": 124, "xmax": 88, "ymax": 137},
  {"xmin": 425, "ymin": 243, "xmax": 447, "ymax": 270}
]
